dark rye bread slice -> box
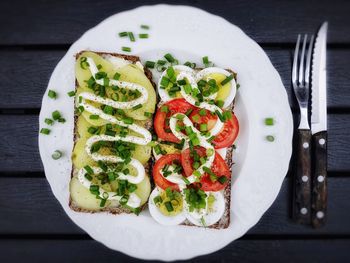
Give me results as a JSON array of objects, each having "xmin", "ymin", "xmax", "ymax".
[
  {"xmin": 156, "ymin": 69, "xmax": 236, "ymax": 229},
  {"xmin": 70, "ymin": 51, "xmax": 156, "ymax": 214}
]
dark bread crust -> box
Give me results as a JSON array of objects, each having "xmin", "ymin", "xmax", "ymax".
[
  {"xmin": 158, "ymin": 68, "xmax": 236, "ymax": 229},
  {"xmin": 69, "ymin": 51, "xmax": 155, "ymax": 214}
]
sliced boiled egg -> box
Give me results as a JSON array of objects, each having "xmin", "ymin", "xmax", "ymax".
[
  {"xmin": 148, "ymin": 187, "xmax": 186, "ymax": 226},
  {"xmin": 185, "ymin": 191, "xmax": 226, "ymax": 227}
]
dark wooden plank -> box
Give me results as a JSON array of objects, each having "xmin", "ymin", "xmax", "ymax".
[
  {"xmin": 0, "ymin": 49, "xmax": 350, "ymax": 110},
  {"xmin": 1, "ymin": 238, "xmax": 349, "ymax": 262},
  {"xmin": 1, "ymin": 177, "xmax": 349, "ymax": 235},
  {"xmin": 0, "ymin": 0, "xmax": 349, "ymax": 45},
  {"xmin": 1, "ymin": 114, "xmax": 349, "ymax": 172}
]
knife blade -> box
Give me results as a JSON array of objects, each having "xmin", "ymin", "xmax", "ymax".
[{"xmin": 311, "ymin": 21, "xmax": 328, "ymax": 228}]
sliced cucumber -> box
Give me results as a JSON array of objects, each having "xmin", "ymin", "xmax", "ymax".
[
  {"xmin": 117, "ymin": 64, "xmax": 156, "ymax": 120},
  {"xmin": 70, "ymin": 176, "xmax": 110, "ymax": 211},
  {"xmin": 76, "ymin": 115, "xmax": 93, "ymax": 139},
  {"xmin": 134, "ymin": 175, "xmax": 151, "ymax": 205},
  {"xmin": 133, "ymin": 145, "xmax": 152, "ymax": 165}
]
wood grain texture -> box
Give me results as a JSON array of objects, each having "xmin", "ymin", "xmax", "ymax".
[
  {"xmin": 1, "ymin": 49, "xmax": 350, "ymax": 110},
  {"xmin": 0, "ymin": 239, "xmax": 349, "ymax": 262},
  {"xmin": 1, "ymin": 177, "xmax": 350, "ymax": 235},
  {"xmin": 1, "ymin": 114, "xmax": 349, "ymax": 172},
  {"xmin": 0, "ymin": 0, "xmax": 349, "ymax": 45},
  {"xmin": 312, "ymin": 131, "xmax": 328, "ymax": 228},
  {"xmin": 292, "ymin": 129, "xmax": 312, "ymax": 224}
]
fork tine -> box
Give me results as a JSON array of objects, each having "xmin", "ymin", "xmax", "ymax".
[
  {"xmin": 298, "ymin": 34, "xmax": 308, "ymax": 86},
  {"xmin": 292, "ymin": 34, "xmax": 301, "ymax": 86},
  {"xmin": 305, "ymin": 35, "xmax": 315, "ymax": 86}
]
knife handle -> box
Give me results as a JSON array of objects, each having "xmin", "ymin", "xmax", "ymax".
[
  {"xmin": 293, "ymin": 129, "xmax": 312, "ymax": 224},
  {"xmin": 312, "ymin": 131, "xmax": 327, "ymax": 228}
]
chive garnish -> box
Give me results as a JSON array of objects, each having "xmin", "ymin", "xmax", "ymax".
[
  {"xmin": 122, "ymin": 46, "xmax": 131, "ymax": 52},
  {"xmin": 265, "ymin": 117, "xmax": 274, "ymax": 126},
  {"xmin": 221, "ymin": 74, "xmax": 234, "ymax": 86},
  {"xmin": 52, "ymin": 110, "xmax": 61, "ymax": 121},
  {"xmin": 139, "ymin": 33, "xmax": 149, "ymax": 39},
  {"xmin": 202, "ymin": 56, "xmax": 209, "ymax": 64},
  {"xmin": 199, "ymin": 108, "xmax": 206, "ymax": 116},
  {"xmin": 84, "ymin": 173, "xmax": 93, "ymax": 181},
  {"xmin": 140, "ymin": 24, "xmax": 150, "ymax": 29},
  {"xmin": 45, "ymin": 118, "xmax": 54, "ymax": 125},
  {"xmin": 48, "ymin": 90, "xmax": 57, "ymax": 99},
  {"xmin": 113, "ymin": 72, "xmax": 121, "ymax": 80},
  {"xmin": 266, "ymin": 135, "xmax": 275, "ymax": 142},
  {"xmin": 145, "ymin": 61, "xmax": 155, "ymax": 68},
  {"xmin": 200, "ymin": 123, "xmax": 208, "ymax": 132},
  {"xmin": 118, "ymin": 32, "xmax": 128, "ymax": 37},
  {"xmin": 84, "ymin": 165, "xmax": 94, "ymax": 175},
  {"xmin": 144, "ymin": 112, "xmax": 152, "ymax": 118},
  {"xmin": 164, "ymin": 201, "xmax": 174, "ymax": 212},
  {"xmin": 51, "ymin": 150, "xmax": 62, "ymax": 160},
  {"xmin": 128, "ymin": 32, "xmax": 135, "ymax": 42},
  {"xmin": 218, "ymin": 176, "xmax": 228, "ymax": 184},
  {"xmin": 99, "ymin": 198, "xmax": 107, "ymax": 207},
  {"xmin": 132, "ymin": 104, "xmax": 142, "ymax": 111},
  {"xmin": 67, "ymin": 91, "xmax": 75, "ymax": 97},
  {"xmin": 89, "ymin": 114, "xmax": 99, "ymax": 120},
  {"xmin": 157, "ymin": 60, "xmax": 166, "ymax": 65},
  {"xmin": 164, "ymin": 53, "xmax": 175, "ymax": 63}
]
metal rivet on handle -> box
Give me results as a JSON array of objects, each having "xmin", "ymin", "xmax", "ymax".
[
  {"xmin": 302, "ymin": 175, "xmax": 308, "ymax": 182},
  {"xmin": 317, "ymin": 175, "xmax": 325, "ymax": 183},
  {"xmin": 303, "ymin": 142, "xmax": 309, "ymax": 149},
  {"xmin": 316, "ymin": 211, "xmax": 325, "ymax": 219},
  {"xmin": 300, "ymin": 207, "xmax": 308, "ymax": 215},
  {"xmin": 319, "ymin": 138, "xmax": 325, "ymax": 145}
]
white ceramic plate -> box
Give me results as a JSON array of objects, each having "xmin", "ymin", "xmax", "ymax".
[{"xmin": 39, "ymin": 4, "xmax": 293, "ymax": 261}]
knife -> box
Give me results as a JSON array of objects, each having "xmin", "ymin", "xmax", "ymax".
[{"xmin": 311, "ymin": 22, "xmax": 328, "ymax": 228}]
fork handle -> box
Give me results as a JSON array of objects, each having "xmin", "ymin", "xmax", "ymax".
[
  {"xmin": 292, "ymin": 129, "xmax": 312, "ymax": 224},
  {"xmin": 311, "ymin": 131, "xmax": 327, "ymax": 228}
]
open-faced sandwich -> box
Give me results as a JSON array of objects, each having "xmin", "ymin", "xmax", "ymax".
[
  {"xmin": 70, "ymin": 51, "xmax": 156, "ymax": 214},
  {"xmin": 148, "ymin": 65, "xmax": 239, "ymax": 228}
]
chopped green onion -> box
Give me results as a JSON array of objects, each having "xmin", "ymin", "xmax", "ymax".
[
  {"xmin": 215, "ymin": 100, "xmax": 224, "ymax": 108},
  {"xmin": 215, "ymin": 110, "xmax": 225, "ymax": 122},
  {"xmin": 84, "ymin": 165, "xmax": 94, "ymax": 175},
  {"xmin": 89, "ymin": 114, "xmax": 99, "ymax": 120},
  {"xmin": 202, "ymin": 56, "xmax": 209, "ymax": 64},
  {"xmin": 52, "ymin": 110, "xmax": 61, "ymax": 120},
  {"xmin": 192, "ymin": 114, "xmax": 200, "ymax": 122},
  {"xmin": 122, "ymin": 117, "xmax": 134, "ymax": 125},
  {"xmin": 157, "ymin": 60, "xmax": 167, "ymax": 65},
  {"xmin": 153, "ymin": 195, "xmax": 162, "ymax": 205},
  {"xmin": 265, "ymin": 117, "xmax": 274, "ymax": 126},
  {"xmin": 183, "ymin": 84, "xmax": 192, "ymax": 94},
  {"xmin": 266, "ymin": 135, "xmax": 275, "ymax": 142},
  {"xmin": 200, "ymin": 123, "xmax": 208, "ymax": 132},
  {"xmin": 160, "ymin": 105, "xmax": 169, "ymax": 113},
  {"xmin": 88, "ymin": 126, "xmax": 98, "ymax": 134},
  {"xmin": 221, "ymin": 74, "xmax": 234, "ymax": 86},
  {"xmin": 113, "ymin": 72, "xmax": 121, "ymax": 80},
  {"xmin": 105, "ymin": 130, "xmax": 116, "ymax": 137},
  {"xmin": 48, "ymin": 90, "xmax": 57, "ymax": 99},
  {"xmin": 139, "ymin": 33, "xmax": 149, "ymax": 39},
  {"xmin": 98, "ymin": 160, "xmax": 108, "ymax": 172},
  {"xmin": 182, "ymin": 177, "xmax": 190, "ymax": 185},
  {"xmin": 84, "ymin": 173, "xmax": 93, "ymax": 181},
  {"xmin": 154, "ymin": 144, "xmax": 162, "ymax": 155},
  {"xmin": 141, "ymin": 24, "xmax": 150, "ymax": 29},
  {"xmin": 177, "ymin": 79, "xmax": 186, "ymax": 86},
  {"xmin": 118, "ymin": 31, "xmax": 128, "ymax": 37},
  {"xmin": 160, "ymin": 77, "xmax": 170, "ymax": 87},
  {"xmin": 78, "ymin": 106, "xmax": 84, "ymax": 113},
  {"xmin": 67, "ymin": 91, "xmax": 75, "ymax": 97},
  {"xmin": 122, "ymin": 46, "xmax": 131, "ymax": 52},
  {"xmin": 44, "ymin": 118, "xmax": 54, "ymax": 125},
  {"xmin": 132, "ymin": 104, "xmax": 142, "ymax": 111},
  {"xmin": 166, "ymin": 67, "xmax": 175, "ymax": 78},
  {"xmin": 99, "ymin": 198, "xmax": 107, "ymax": 207},
  {"xmin": 164, "ymin": 53, "xmax": 175, "ymax": 63},
  {"xmin": 58, "ymin": 118, "xmax": 66, "ymax": 123},
  {"xmin": 218, "ymin": 176, "xmax": 228, "ymax": 184},
  {"xmin": 185, "ymin": 108, "xmax": 193, "ymax": 116},
  {"xmin": 199, "ymin": 108, "xmax": 206, "ymax": 116},
  {"xmin": 164, "ymin": 201, "xmax": 174, "ymax": 212},
  {"xmin": 223, "ymin": 111, "xmax": 232, "ymax": 120},
  {"xmin": 206, "ymin": 148, "xmax": 214, "ymax": 157},
  {"xmin": 184, "ymin": 61, "xmax": 196, "ymax": 68},
  {"xmin": 144, "ymin": 112, "xmax": 152, "ymax": 118},
  {"xmin": 51, "ymin": 150, "xmax": 62, "ymax": 160},
  {"xmin": 103, "ymin": 105, "xmax": 114, "ymax": 115},
  {"xmin": 203, "ymin": 167, "xmax": 217, "ymax": 182},
  {"xmin": 145, "ymin": 61, "xmax": 155, "ymax": 68},
  {"xmin": 97, "ymin": 64, "xmax": 102, "ymax": 70},
  {"xmin": 128, "ymin": 32, "xmax": 135, "ymax": 42}
]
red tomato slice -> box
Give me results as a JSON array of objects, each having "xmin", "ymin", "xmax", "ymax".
[
  {"xmin": 212, "ymin": 114, "xmax": 239, "ymax": 149},
  {"xmin": 153, "ymin": 153, "xmax": 182, "ymax": 191},
  {"xmin": 154, "ymin": 98, "xmax": 194, "ymax": 143},
  {"xmin": 181, "ymin": 147, "xmax": 231, "ymax": 191}
]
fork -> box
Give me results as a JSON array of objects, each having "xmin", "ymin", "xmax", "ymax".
[{"xmin": 292, "ymin": 34, "xmax": 314, "ymax": 224}]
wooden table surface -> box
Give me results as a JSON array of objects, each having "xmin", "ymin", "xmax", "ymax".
[{"xmin": 1, "ymin": 0, "xmax": 350, "ymax": 262}]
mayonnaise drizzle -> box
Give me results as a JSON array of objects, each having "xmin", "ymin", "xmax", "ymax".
[{"xmin": 76, "ymin": 57, "xmax": 152, "ymax": 208}]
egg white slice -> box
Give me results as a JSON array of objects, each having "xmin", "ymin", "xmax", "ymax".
[
  {"xmin": 185, "ymin": 191, "xmax": 226, "ymax": 227},
  {"xmin": 148, "ymin": 187, "xmax": 186, "ymax": 226}
]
